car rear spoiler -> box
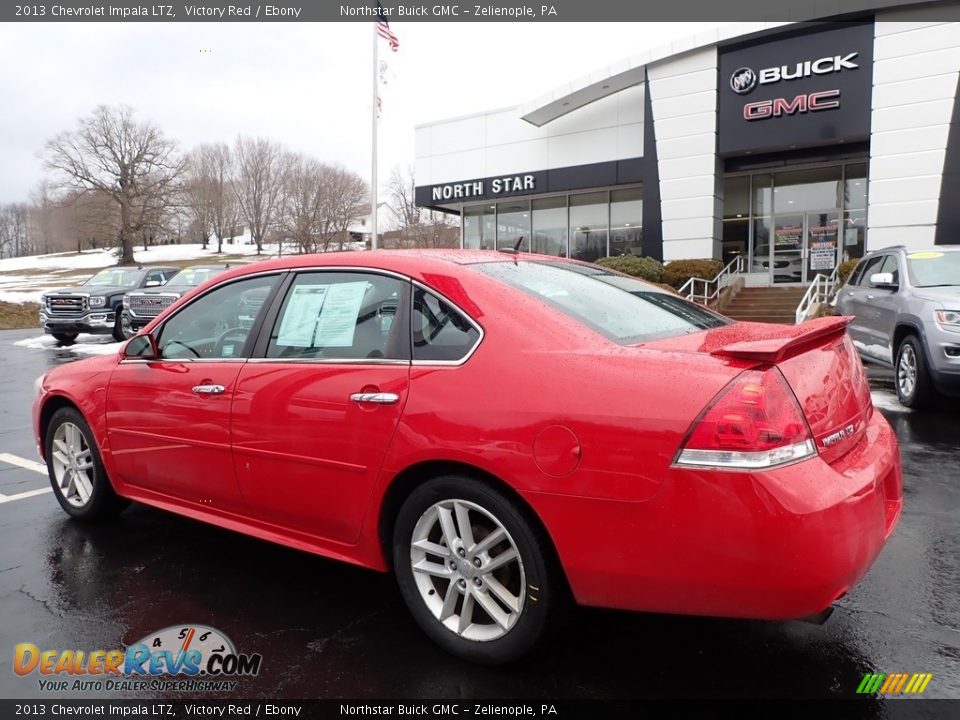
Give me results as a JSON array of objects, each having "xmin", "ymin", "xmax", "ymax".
[{"xmin": 710, "ymin": 316, "xmax": 852, "ymax": 364}]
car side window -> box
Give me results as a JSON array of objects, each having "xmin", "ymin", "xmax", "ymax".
[
  {"xmin": 847, "ymin": 258, "xmax": 868, "ymax": 286},
  {"xmin": 144, "ymin": 269, "xmax": 166, "ymax": 286},
  {"xmin": 156, "ymin": 275, "xmax": 279, "ymax": 360},
  {"xmin": 412, "ymin": 287, "xmax": 480, "ymax": 363},
  {"xmin": 857, "ymin": 256, "xmax": 886, "ymax": 286},
  {"xmin": 879, "ymin": 255, "xmax": 901, "ymax": 285},
  {"xmin": 267, "ymin": 272, "xmax": 408, "ymax": 361}
]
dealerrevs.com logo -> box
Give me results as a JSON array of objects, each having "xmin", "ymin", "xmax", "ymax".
[{"xmin": 13, "ymin": 624, "xmax": 262, "ymax": 693}]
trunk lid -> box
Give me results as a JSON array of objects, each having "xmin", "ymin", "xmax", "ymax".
[{"xmin": 646, "ymin": 317, "xmax": 874, "ymax": 464}]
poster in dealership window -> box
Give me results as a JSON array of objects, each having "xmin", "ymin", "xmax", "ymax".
[{"xmin": 810, "ymin": 241, "xmax": 837, "ymax": 271}]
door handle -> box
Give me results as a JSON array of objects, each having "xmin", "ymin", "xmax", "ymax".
[
  {"xmin": 350, "ymin": 392, "xmax": 400, "ymax": 405},
  {"xmin": 192, "ymin": 384, "xmax": 225, "ymax": 395},
  {"xmin": 866, "ymin": 294, "xmax": 875, "ymax": 301}
]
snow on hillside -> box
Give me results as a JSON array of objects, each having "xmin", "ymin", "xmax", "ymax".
[{"xmin": 0, "ymin": 241, "xmax": 267, "ymax": 274}]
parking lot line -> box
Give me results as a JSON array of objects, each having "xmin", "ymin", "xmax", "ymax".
[
  {"xmin": 0, "ymin": 487, "xmax": 52, "ymax": 504},
  {"xmin": 0, "ymin": 452, "xmax": 46, "ymax": 475}
]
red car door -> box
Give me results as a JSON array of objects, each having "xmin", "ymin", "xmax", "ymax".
[
  {"xmin": 106, "ymin": 274, "xmax": 282, "ymax": 512},
  {"xmin": 230, "ymin": 271, "xmax": 411, "ymax": 544}
]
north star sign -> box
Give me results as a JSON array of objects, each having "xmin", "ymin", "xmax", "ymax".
[{"xmin": 431, "ymin": 174, "xmax": 536, "ymax": 201}]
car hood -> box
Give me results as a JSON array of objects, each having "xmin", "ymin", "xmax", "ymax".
[
  {"xmin": 128, "ymin": 287, "xmax": 189, "ymax": 297},
  {"xmin": 911, "ymin": 286, "xmax": 960, "ymax": 304},
  {"xmin": 43, "ymin": 285, "xmax": 127, "ymax": 297}
]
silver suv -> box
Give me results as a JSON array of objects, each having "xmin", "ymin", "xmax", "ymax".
[{"xmin": 835, "ymin": 246, "xmax": 960, "ymax": 407}]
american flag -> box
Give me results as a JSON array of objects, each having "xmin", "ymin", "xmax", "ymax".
[{"xmin": 376, "ymin": 4, "xmax": 399, "ymax": 52}]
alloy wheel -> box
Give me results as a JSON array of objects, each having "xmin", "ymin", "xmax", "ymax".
[
  {"xmin": 410, "ymin": 499, "xmax": 526, "ymax": 642},
  {"xmin": 897, "ymin": 344, "xmax": 917, "ymax": 400},
  {"xmin": 50, "ymin": 422, "xmax": 95, "ymax": 508}
]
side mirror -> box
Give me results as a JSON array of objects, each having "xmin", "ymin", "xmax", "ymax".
[
  {"xmin": 869, "ymin": 272, "xmax": 898, "ymax": 289},
  {"xmin": 144, "ymin": 280, "xmax": 161, "ymax": 287},
  {"xmin": 123, "ymin": 333, "xmax": 159, "ymax": 360}
]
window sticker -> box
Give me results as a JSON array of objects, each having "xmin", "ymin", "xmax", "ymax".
[
  {"xmin": 276, "ymin": 284, "xmax": 329, "ymax": 348},
  {"xmin": 908, "ymin": 252, "xmax": 944, "ymax": 260},
  {"xmin": 313, "ymin": 281, "xmax": 369, "ymax": 347}
]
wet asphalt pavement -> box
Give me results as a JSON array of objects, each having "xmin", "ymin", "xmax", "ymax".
[{"xmin": 0, "ymin": 327, "xmax": 958, "ymax": 703}]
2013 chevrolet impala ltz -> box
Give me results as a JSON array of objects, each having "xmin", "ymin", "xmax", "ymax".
[{"xmin": 32, "ymin": 250, "xmax": 902, "ymax": 664}]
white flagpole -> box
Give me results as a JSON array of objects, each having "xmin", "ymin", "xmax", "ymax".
[{"xmin": 371, "ymin": 22, "xmax": 379, "ymax": 251}]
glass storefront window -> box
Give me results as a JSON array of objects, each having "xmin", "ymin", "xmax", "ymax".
[
  {"xmin": 531, "ymin": 197, "xmax": 567, "ymax": 257},
  {"xmin": 722, "ymin": 176, "xmax": 750, "ymax": 267},
  {"xmin": 751, "ymin": 174, "xmax": 773, "ymax": 273},
  {"xmin": 570, "ymin": 192, "xmax": 608, "ymax": 262},
  {"xmin": 610, "ymin": 188, "xmax": 643, "ymax": 256},
  {"xmin": 496, "ymin": 201, "xmax": 530, "ymax": 251},
  {"xmin": 773, "ymin": 166, "xmax": 843, "ymax": 213},
  {"xmin": 464, "ymin": 205, "xmax": 495, "ymax": 250},
  {"xmin": 845, "ymin": 163, "xmax": 867, "ymax": 211}
]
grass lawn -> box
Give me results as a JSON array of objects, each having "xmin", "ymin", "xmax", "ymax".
[{"xmin": 0, "ymin": 302, "xmax": 39, "ymax": 330}]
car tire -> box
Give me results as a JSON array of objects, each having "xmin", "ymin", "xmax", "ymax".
[
  {"xmin": 112, "ymin": 314, "xmax": 125, "ymax": 342},
  {"xmin": 895, "ymin": 335, "xmax": 936, "ymax": 409},
  {"xmin": 52, "ymin": 333, "xmax": 78, "ymax": 346},
  {"xmin": 45, "ymin": 407, "xmax": 129, "ymax": 521},
  {"xmin": 393, "ymin": 476, "xmax": 554, "ymax": 665}
]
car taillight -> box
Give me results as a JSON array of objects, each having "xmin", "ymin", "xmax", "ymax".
[{"xmin": 675, "ymin": 368, "xmax": 816, "ymax": 470}]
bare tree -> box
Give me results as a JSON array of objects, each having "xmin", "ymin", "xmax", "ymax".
[
  {"xmin": 384, "ymin": 165, "xmax": 458, "ymax": 248},
  {"xmin": 320, "ymin": 164, "xmax": 368, "ymax": 252},
  {"xmin": 280, "ymin": 152, "xmax": 325, "ymax": 254},
  {"xmin": 29, "ymin": 181, "xmax": 57, "ymax": 255},
  {"xmin": 41, "ymin": 105, "xmax": 184, "ymax": 264},
  {"xmin": 0, "ymin": 204, "xmax": 32, "ymax": 258},
  {"xmin": 233, "ymin": 136, "xmax": 286, "ymax": 254},
  {"xmin": 183, "ymin": 142, "xmax": 240, "ymax": 253}
]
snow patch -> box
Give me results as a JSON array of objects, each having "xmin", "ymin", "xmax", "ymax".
[
  {"xmin": 0, "ymin": 290, "xmax": 43, "ymax": 303},
  {"xmin": 871, "ymin": 390, "xmax": 910, "ymax": 413},
  {"xmin": 14, "ymin": 334, "xmax": 118, "ymax": 356}
]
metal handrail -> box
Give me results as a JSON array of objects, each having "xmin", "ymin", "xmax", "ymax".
[
  {"xmin": 795, "ymin": 266, "xmax": 840, "ymax": 324},
  {"xmin": 679, "ymin": 255, "xmax": 745, "ymax": 305}
]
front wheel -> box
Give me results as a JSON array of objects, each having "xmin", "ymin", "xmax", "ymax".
[
  {"xmin": 51, "ymin": 333, "xmax": 78, "ymax": 346},
  {"xmin": 393, "ymin": 477, "xmax": 554, "ymax": 664},
  {"xmin": 112, "ymin": 314, "xmax": 126, "ymax": 342},
  {"xmin": 895, "ymin": 335, "xmax": 935, "ymax": 408},
  {"xmin": 45, "ymin": 407, "xmax": 129, "ymax": 520}
]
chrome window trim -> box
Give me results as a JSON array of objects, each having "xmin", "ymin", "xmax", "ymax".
[
  {"xmin": 247, "ymin": 357, "xmax": 411, "ymax": 366},
  {"xmin": 119, "ymin": 357, "xmax": 249, "ymax": 365},
  {"xmin": 143, "ymin": 265, "xmax": 486, "ymax": 368}
]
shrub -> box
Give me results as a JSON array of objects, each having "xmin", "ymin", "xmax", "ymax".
[
  {"xmin": 837, "ymin": 258, "xmax": 860, "ymax": 284},
  {"xmin": 595, "ymin": 255, "xmax": 665, "ymax": 283},
  {"xmin": 662, "ymin": 258, "xmax": 724, "ymax": 290}
]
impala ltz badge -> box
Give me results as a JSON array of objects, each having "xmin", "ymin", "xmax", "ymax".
[
  {"xmin": 822, "ymin": 423, "xmax": 857, "ymax": 448},
  {"xmin": 730, "ymin": 67, "xmax": 757, "ymax": 95}
]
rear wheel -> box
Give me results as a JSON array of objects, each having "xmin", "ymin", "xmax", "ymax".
[
  {"xmin": 45, "ymin": 407, "xmax": 128, "ymax": 520},
  {"xmin": 51, "ymin": 333, "xmax": 78, "ymax": 346},
  {"xmin": 393, "ymin": 476, "xmax": 554, "ymax": 665},
  {"xmin": 895, "ymin": 335, "xmax": 935, "ymax": 408}
]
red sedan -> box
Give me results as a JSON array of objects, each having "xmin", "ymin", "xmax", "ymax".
[{"xmin": 32, "ymin": 250, "xmax": 902, "ymax": 664}]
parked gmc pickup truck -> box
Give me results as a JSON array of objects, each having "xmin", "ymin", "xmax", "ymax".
[{"xmin": 40, "ymin": 265, "xmax": 179, "ymax": 344}]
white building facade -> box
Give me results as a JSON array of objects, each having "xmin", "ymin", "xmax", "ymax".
[{"xmin": 414, "ymin": 5, "xmax": 960, "ymax": 284}]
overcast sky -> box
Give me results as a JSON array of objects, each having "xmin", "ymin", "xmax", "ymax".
[{"xmin": 0, "ymin": 21, "xmax": 728, "ymax": 204}]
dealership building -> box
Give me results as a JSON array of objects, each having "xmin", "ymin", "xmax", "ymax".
[{"xmin": 414, "ymin": 4, "xmax": 960, "ymax": 285}]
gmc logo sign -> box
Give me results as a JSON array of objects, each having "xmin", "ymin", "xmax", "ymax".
[{"xmin": 743, "ymin": 89, "xmax": 841, "ymax": 121}]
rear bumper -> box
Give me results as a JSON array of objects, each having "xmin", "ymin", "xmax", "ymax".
[{"xmin": 528, "ymin": 409, "xmax": 901, "ymax": 620}]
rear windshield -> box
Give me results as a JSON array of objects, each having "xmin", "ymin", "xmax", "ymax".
[{"xmin": 474, "ymin": 260, "xmax": 728, "ymax": 345}]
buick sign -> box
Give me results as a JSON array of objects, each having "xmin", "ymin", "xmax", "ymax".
[{"xmin": 730, "ymin": 67, "xmax": 758, "ymax": 95}]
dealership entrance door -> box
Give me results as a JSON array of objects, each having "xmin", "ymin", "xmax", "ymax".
[
  {"xmin": 722, "ymin": 160, "xmax": 867, "ymax": 285},
  {"xmin": 771, "ymin": 210, "xmax": 840, "ymax": 284}
]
